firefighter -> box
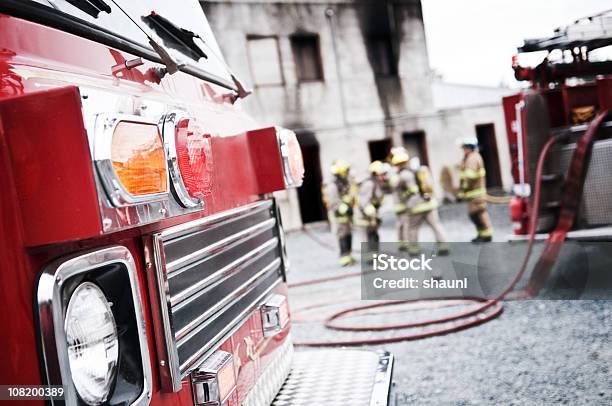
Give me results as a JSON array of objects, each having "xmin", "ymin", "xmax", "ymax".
[
  {"xmin": 355, "ymin": 160, "xmax": 389, "ymax": 255},
  {"xmin": 390, "ymin": 148, "xmax": 449, "ymax": 256},
  {"xmin": 323, "ymin": 160, "xmax": 356, "ymax": 266},
  {"xmin": 457, "ymin": 137, "xmax": 493, "ymax": 242}
]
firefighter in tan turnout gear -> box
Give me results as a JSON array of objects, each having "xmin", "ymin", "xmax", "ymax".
[
  {"xmin": 355, "ymin": 161, "xmax": 390, "ymax": 255},
  {"xmin": 458, "ymin": 137, "xmax": 493, "ymax": 242},
  {"xmin": 390, "ymin": 148, "xmax": 449, "ymax": 256},
  {"xmin": 323, "ymin": 160, "xmax": 356, "ymax": 266}
]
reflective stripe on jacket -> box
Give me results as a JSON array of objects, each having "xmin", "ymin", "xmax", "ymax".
[
  {"xmin": 459, "ymin": 151, "xmax": 487, "ymax": 200},
  {"xmin": 323, "ymin": 177, "xmax": 355, "ymax": 221}
]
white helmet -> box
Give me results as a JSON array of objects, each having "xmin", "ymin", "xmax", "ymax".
[
  {"xmin": 408, "ymin": 156, "xmax": 421, "ymax": 172},
  {"xmin": 457, "ymin": 137, "xmax": 478, "ymax": 148}
]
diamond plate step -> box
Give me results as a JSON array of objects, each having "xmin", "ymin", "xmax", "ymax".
[{"xmin": 271, "ymin": 349, "xmax": 393, "ymax": 406}]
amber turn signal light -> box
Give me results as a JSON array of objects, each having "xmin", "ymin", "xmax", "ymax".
[{"xmin": 110, "ymin": 121, "xmax": 168, "ymax": 196}]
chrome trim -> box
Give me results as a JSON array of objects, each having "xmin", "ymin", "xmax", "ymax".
[
  {"xmin": 171, "ymin": 236, "xmax": 278, "ymax": 307},
  {"xmin": 167, "ymin": 217, "xmax": 276, "ymax": 275},
  {"xmin": 179, "ymin": 278, "xmax": 282, "ymax": 374},
  {"xmin": 92, "ymin": 113, "xmax": 169, "ymax": 207},
  {"xmin": 149, "ymin": 199, "xmax": 283, "ymax": 392},
  {"xmin": 160, "ymin": 200, "xmax": 273, "ymax": 240},
  {"xmin": 370, "ymin": 351, "xmax": 394, "ymax": 406},
  {"xmin": 260, "ymin": 294, "xmax": 289, "ymax": 337},
  {"xmin": 176, "ymin": 257, "xmax": 281, "ymax": 342},
  {"xmin": 161, "ymin": 111, "xmax": 204, "ymax": 209},
  {"xmin": 36, "ymin": 246, "xmax": 153, "ymax": 406},
  {"xmin": 191, "ymin": 350, "xmax": 237, "ymax": 406},
  {"xmin": 79, "ymin": 87, "xmax": 205, "ymax": 234},
  {"xmin": 514, "ymin": 100, "xmax": 526, "ymax": 189},
  {"xmin": 151, "ymin": 233, "xmax": 183, "ymax": 392}
]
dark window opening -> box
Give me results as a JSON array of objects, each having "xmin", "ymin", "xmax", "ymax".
[
  {"xmin": 367, "ymin": 35, "xmax": 396, "ymax": 77},
  {"xmin": 402, "ymin": 131, "xmax": 429, "ymax": 166},
  {"xmin": 290, "ymin": 34, "xmax": 324, "ymax": 82},
  {"xmin": 475, "ymin": 123, "xmax": 503, "ymax": 189},
  {"xmin": 368, "ymin": 139, "xmax": 392, "ymax": 162},
  {"xmin": 295, "ymin": 131, "xmax": 326, "ymax": 223}
]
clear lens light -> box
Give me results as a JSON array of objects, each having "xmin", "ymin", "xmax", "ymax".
[{"xmin": 65, "ymin": 282, "xmax": 119, "ymax": 405}]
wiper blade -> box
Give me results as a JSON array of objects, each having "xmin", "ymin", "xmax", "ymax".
[
  {"xmin": 107, "ymin": 0, "xmax": 180, "ymax": 77},
  {"xmin": 142, "ymin": 11, "xmax": 208, "ymax": 61},
  {"xmin": 66, "ymin": 0, "xmax": 111, "ymax": 18}
]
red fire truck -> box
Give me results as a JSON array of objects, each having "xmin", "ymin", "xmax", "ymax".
[
  {"xmin": 504, "ymin": 10, "xmax": 612, "ymax": 240},
  {"xmin": 0, "ymin": 1, "xmax": 393, "ymax": 405}
]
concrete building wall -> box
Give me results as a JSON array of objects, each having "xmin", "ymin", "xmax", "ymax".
[
  {"xmin": 202, "ymin": 0, "xmax": 513, "ymax": 230},
  {"xmin": 388, "ymin": 105, "xmax": 514, "ymax": 196}
]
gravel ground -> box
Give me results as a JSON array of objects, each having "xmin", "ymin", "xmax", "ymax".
[{"xmin": 285, "ymin": 202, "xmax": 611, "ymax": 406}]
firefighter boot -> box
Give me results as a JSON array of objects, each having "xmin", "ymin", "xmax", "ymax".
[
  {"xmin": 469, "ymin": 212, "xmax": 492, "ymax": 243},
  {"xmin": 437, "ymin": 242, "xmax": 450, "ymax": 256},
  {"xmin": 407, "ymin": 243, "xmax": 421, "ymax": 256}
]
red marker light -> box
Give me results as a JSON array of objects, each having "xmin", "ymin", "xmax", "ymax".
[
  {"xmin": 175, "ymin": 118, "xmax": 213, "ymax": 200},
  {"xmin": 164, "ymin": 114, "xmax": 213, "ymax": 208}
]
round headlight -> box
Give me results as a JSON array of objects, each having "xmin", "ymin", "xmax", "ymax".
[{"xmin": 64, "ymin": 282, "xmax": 119, "ymax": 405}]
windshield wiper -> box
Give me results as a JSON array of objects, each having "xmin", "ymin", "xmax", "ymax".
[
  {"xmin": 107, "ymin": 0, "xmax": 180, "ymax": 78},
  {"xmin": 108, "ymin": 1, "xmax": 248, "ymax": 97},
  {"xmin": 142, "ymin": 11, "xmax": 208, "ymax": 61},
  {"xmin": 66, "ymin": 0, "xmax": 111, "ymax": 18}
]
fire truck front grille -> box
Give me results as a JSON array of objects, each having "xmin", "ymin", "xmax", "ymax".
[{"xmin": 151, "ymin": 200, "xmax": 284, "ymax": 388}]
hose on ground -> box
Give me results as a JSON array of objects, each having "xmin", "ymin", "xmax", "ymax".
[{"xmin": 292, "ymin": 133, "xmax": 565, "ymax": 347}]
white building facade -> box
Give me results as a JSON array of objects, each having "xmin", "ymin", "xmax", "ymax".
[{"xmin": 202, "ymin": 0, "xmax": 515, "ymax": 229}]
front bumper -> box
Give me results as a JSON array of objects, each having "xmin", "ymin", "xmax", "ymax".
[{"xmin": 272, "ymin": 349, "xmax": 393, "ymax": 406}]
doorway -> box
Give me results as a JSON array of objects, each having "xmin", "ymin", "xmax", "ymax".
[
  {"xmin": 402, "ymin": 131, "xmax": 429, "ymax": 165},
  {"xmin": 368, "ymin": 138, "xmax": 392, "ymax": 162},
  {"xmin": 475, "ymin": 123, "xmax": 502, "ymax": 188},
  {"xmin": 295, "ymin": 131, "xmax": 327, "ymax": 223}
]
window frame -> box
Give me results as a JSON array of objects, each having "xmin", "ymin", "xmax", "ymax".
[
  {"xmin": 289, "ymin": 33, "xmax": 325, "ymax": 83},
  {"xmin": 246, "ymin": 34, "xmax": 286, "ymax": 87}
]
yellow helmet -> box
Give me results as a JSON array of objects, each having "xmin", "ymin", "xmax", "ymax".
[
  {"xmin": 368, "ymin": 160, "xmax": 387, "ymax": 175},
  {"xmin": 390, "ymin": 147, "xmax": 409, "ymax": 166},
  {"xmin": 330, "ymin": 160, "xmax": 350, "ymax": 177}
]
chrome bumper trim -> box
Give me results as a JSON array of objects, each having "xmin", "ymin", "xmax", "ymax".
[{"xmin": 371, "ymin": 351, "xmax": 394, "ymax": 406}]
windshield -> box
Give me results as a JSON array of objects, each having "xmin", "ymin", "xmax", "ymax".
[{"xmin": 23, "ymin": 0, "xmax": 233, "ymax": 86}]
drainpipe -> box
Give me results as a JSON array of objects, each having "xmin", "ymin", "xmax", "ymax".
[{"xmin": 325, "ymin": 8, "xmax": 348, "ymax": 128}]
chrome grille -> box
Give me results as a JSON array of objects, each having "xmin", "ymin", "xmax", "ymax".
[{"xmin": 151, "ymin": 200, "xmax": 285, "ymax": 391}]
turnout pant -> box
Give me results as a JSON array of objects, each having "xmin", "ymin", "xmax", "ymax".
[
  {"xmin": 398, "ymin": 210, "xmax": 447, "ymax": 244},
  {"xmin": 467, "ymin": 197, "xmax": 493, "ymax": 237},
  {"xmin": 359, "ymin": 223, "xmax": 380, "ymax": 253},
  {"xmin": 336, "ymin": 220, "xmax": 352, "ymax": 256}
]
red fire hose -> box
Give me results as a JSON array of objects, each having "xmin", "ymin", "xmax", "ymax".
[{"xmin": 293, "ymin": 110, "xmax": 609, "ymax": 347}]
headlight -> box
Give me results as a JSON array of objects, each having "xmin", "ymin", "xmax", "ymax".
[
  {"xmin": 37, "ymin": 247, "xmax": 152, "ymax": 405},
  {"xmin": 64, "ymin": 282, "xmax": 119, "ymax": 405}
]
